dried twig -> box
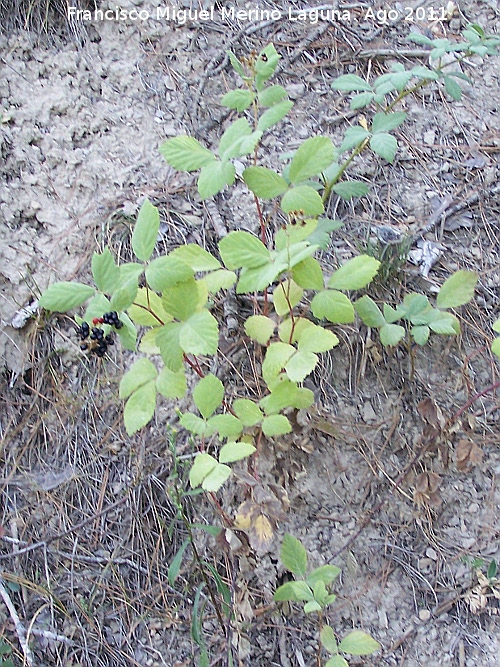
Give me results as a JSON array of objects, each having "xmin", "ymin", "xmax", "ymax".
[{"xmin": 0, "ymin": 575, "xmax": 34, "ymax": 667}]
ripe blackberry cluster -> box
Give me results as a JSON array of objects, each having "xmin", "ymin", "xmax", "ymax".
[{"xmin": 77, "ymin": 312, "xmax": 122, "ymax": 358}]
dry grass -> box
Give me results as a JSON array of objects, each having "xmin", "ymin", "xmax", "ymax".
[{"xmin": 0, "ymin": 0, "xmax": 97, "ymax": 39}]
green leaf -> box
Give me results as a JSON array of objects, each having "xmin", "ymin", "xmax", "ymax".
[
  {"xmin": 371, "ymin": 111, "xmax": 407, "ymax": 133},
  {"xmin": 146, "ymin": 255, "xmax": 194, "ymax": 291},
  {"xmin": 281, "ymin": 533, "xmax": 308, "ymax": 577},
  {"xmin": 110, "ymin": 279, "xmax": 139, "ymax": 312},
  {"xmin": 407, "ymin": 33, "xmax": 433, "ymax": 46},
  {"xmin": 297, "ymin": 325, "xmax": 339, "ymax": 353},
  {"xmin": 321, "ymin": 625, "xmax": 339, "ymax": 654},
  {"xmin": 325, "ymin": 656, "xmax": 349, "ymax": 667},
  {"xmin": 193, "ymin": 373, "xmax": 224, "ymax": 419},
  {"xmin": 208, "ymin": 414, "xmax": 243, "ymax": 439},
  {"xmin": 204, "ymin": 269, "xmax": 236, "ymax": 293},
  {"xmin": 339, "ymin": 126, "xmax": 370, "ymax": 152},
  {"xmin": 487, "ymin": 559, "xmax": 498, "ymax": 579},
  {"xmin": 292, "ymin": 256, "xmax": 324, "ymax": 289},
  {"xmin": 258, "ymin": 84, "xmax": 288, "ymax": 106},
  {"xmin": 493, "ymin": 317, "xmax": 500, "ymax": 334},
  {"xmin": 219, "ymin": 231, "xmax": 271, "ymax": 270},
  {"xmin": 332, "ymin": 181, "xmax": 369, "ymax": 200},
  {"xmin": 189, "ymin": 453, "xmax": 218, "ymax": 488},
  {"xmin": 260, "ymin": 381, "xmax": 314, "ymax": 414},
  {"xmin": 139, "ymin": 328, "xmax": 160, "ymax": 354},
  {"xmin": 161, "ymin": 278, "xmax": 201, "ymax": 321},
  {"xmin": 370, "ymin": 133, "xmax": 398, "ymax": 163},
  {"xmin": 354, "ymin": 296, "xmax": 385, "ymax": 327},
  {"xmin": 202, "ymin": 463, "xmax": 231, "ymax": 492},
  {"xmin": 304, "ymin": 600, "xmax": 322, "ymax": 613},
  {"xmin": 262, "ymin": 415, "xmax": 292, "ymax": 437},
  {"xmin": 380, "ymin": 322, "xmax": 406, "ymax": 347},
  {"xmin": 338, "ymin": 630, "xmax": 380, "ymax": 656},
  {"xmin": 116, "ymin": 312, "xmax": 137, "ymax": 351},
  {"xmin": 156, "ymin": 322, "xmax": 184, "ymax": 371},
  {"xmin": 239, "ymin": 130, "xmax": 263, "ymax": 155},
  {"xmin": 168, "ymin": 539, "xmax": 189, "ymax": 586},
  {"xmin": 262, "ymin": 342, "xmax": 296, "ymax": 384},
  {"xmin": 219, "ymin": 117, "xmax": 252, "ymax": 160},
  {"xmin": 170, "ymin": 244, "xmax": 221, "ymax": 272},
  {"xmin": 274, "ymin": 581, "xmax": 314, "ymax": 602},
  {"xmin": 180, "ymin": 413, "xmax": 210, "ymax": 436},
  {"xmin": 132, "ymin": 199, "xmax": 159, "ymax": 262},
  {"xmin": 306, "ymin": 565, "xmax": 341, "ymax": 588},
  {"xmin": 179, "ymin": 310, "xmax": 219, "ymax": 355},
  {"xmin": 307, "ymin": 217, "xmax": 343, "ymax": 249},
  {"xmin": 289, "ymin": 136, "xmax": 336, "ymax": 183},
  {"xmin": 156, "ymin": 367, "xmax": 186, "ymax": 399},
  {"xmin": 427, "ymin": 310, "xmax": 460, "ymax": 335},
  {"xmin": 244, "ymin": 315, "xmax": 276, "ymax": 345},
  {"xmin": 331, "ymin": 74, "xmax": 372, "ymax": 92},
  {"xmin": 255, "ymin": 43, "xmax": 280, "ymax": 83},
  {"xmin": 236, "ymin": 261, "xmax": 282, "ymax": 294},
  {"xmin": 411, "ymin": 325, "xmax": 430, "ymax": 346},
  {"xmin": 273, "ymin": 280, "xmax": 303, "ymax": 316},
  {"xmin": 160, "ymin": 135, "xmax": 215, "ymax": 171},
  {"xmin": 281, "ymin": 185, "xmax": 324, "ymax": 216},
  {"xmin": 227, "ymin": 50, "xmax": 244, "ymax": 76},
  {"xmin": 232, "ymin": 399, "xmax": 263, "ymax": 426},
  {"xmin": 39, "ymin": 282, "xmax": 95, "ymax": 312},
  {"xmin": 243, "ymin": 166, "xmax": 289, "ymax": 199},
  {"xmin": 257, "ymin": 100, "xmax": 293, "ymax": 131},
  {"xmin": 444, "ymin": 75, "xmax": 462, "ymax": 100},
  {"xmin": 128, "ymin": 287, "xmax": 170, "ymax": 326},
  {"xmin": 285, "ymin": 350, "xmax": 318, "ymax": 382},
  {"xmin": 119, "ymin": 357, "xmax": 158, "ymax": 399},
  {"xmin": 328, "ymin": 255, "xmax": 380, "ymax": 290},
  {"xmin": 411, "ymin": 65, "xmax": 440, "ymax": 80},
  {"xmin": 402, "ymin": 293, "xmax": 431, "ymax": 323},
  {"xmin": 436, "ymin": 270, "xmax": 477, "ymax": 309},
  {"xmin": 82, "ymin": 292, "xmax": 111, "ymax": 323},
  {"xmin": 219, "ymin": 441, "xmax": 256, "ymax": 463},
  {"xmin": 311, "ymin": 290, "xmax": 354, "ymax": 324},
  {"xmin": 92, "ymin": 248, "xmax": 120, "ymax": 293},
  {"xmin": 350, "ymin": 92, "xmax": 375, "ymax": 109},
  {"xmin": 124, "ymin": 380, "xmax": 157, "ymax": 435},
  {"xmin": 220, "ymin": 89, "xmax": 254, "ymax": 112},
  {"xmin": 198, "ymin": 160, "xmax": 235, "ymax": 199}
]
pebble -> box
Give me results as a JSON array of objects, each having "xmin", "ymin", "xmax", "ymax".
[
  {"xmin": 419, "ymin": 609, "xmax": 431, "ymax": 622},
  {"xmin": 468, "ymin": 502, "xmax": 479, "ymax": 514},
  {"xmin": 426, "ymin": 547, "xmax": 438, "ymax": 561}
]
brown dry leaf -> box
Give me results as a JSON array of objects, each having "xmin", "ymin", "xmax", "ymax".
[
  {"xmin": 234, "ymin": 484, "xmax": 288, "ymax": 552},
  {"xmin": 414, "ymin": 472, "xmax": 442, "ymax": 508},
  {"xmin": 456, "ymin": 439, "xmax": 483, "ymax": 471},
  {"xmin": 418, "ymin": 398, "xmax": 445, "ymax": 430}
]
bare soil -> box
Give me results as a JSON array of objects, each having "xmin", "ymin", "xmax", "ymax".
[{"xmin": 0, "ymin": 1, "xmax": 499, "ymax": 666}]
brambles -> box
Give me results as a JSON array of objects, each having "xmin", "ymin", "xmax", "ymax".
[{"xmin": 36, "ymin": 30, "xmax": 500, "ymax": 666}]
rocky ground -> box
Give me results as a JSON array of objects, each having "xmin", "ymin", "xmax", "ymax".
[{"xmin": 0, "ymin": 1, "xmax": 499, "ymax": 666}]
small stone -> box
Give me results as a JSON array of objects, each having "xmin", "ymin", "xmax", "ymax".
[
  {"xmin": 461, "ymin": 536, "xmax": 476, "ymax": 549},
  {"xmin": 426, "ymin": 547, "xmax": 438, "ymax": 561},
  {"xmin": 468, "ymin": 502, "xmax": 479, "ymax": 514},
  {"xmin": 419, "ymin": 609, "xmax": 431, "ymax": 622},
  {"xmin": 287, "ymin": 83, "xmax": 305, "ymax": 100}
]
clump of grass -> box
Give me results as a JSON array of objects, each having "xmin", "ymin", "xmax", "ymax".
[{"xmin": 0, "ymin": 0, "xmax": 97, "ymax": 39}]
